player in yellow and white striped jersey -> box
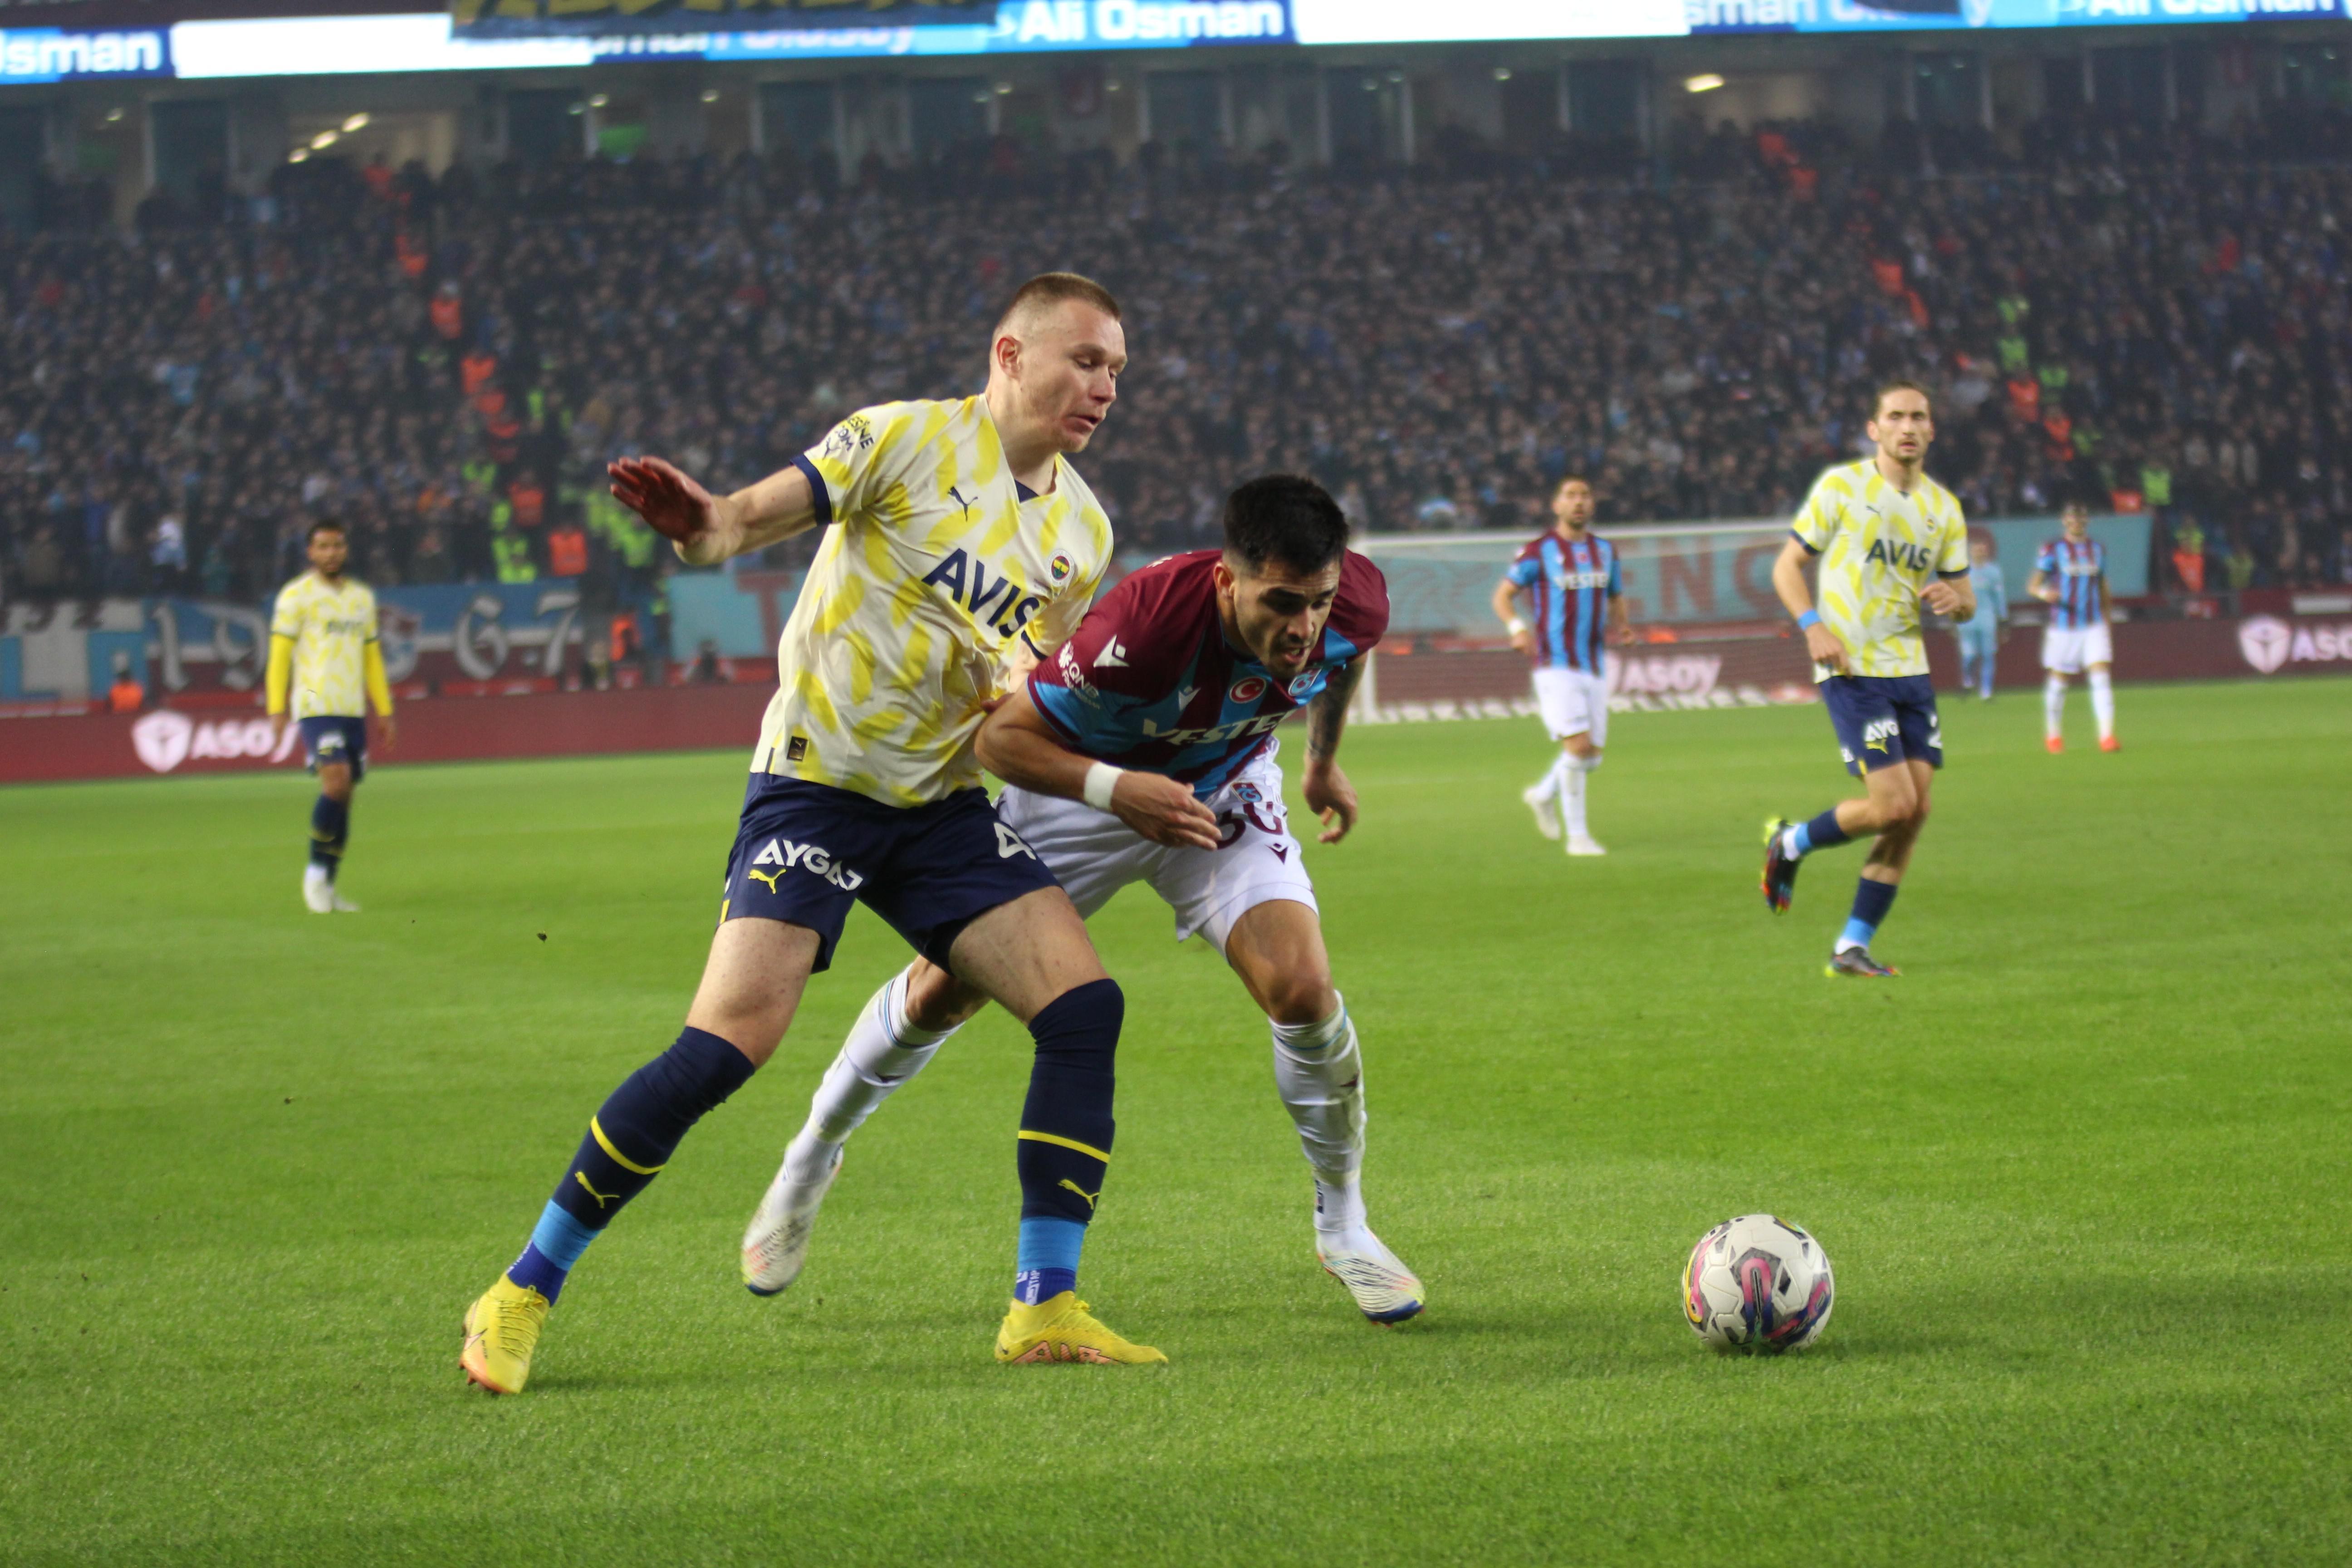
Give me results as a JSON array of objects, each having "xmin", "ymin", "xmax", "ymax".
[
  {"xmin": 461, "ymin": 274, "xmax": 1174, "ymax": 1396},
  {"xmin": 265, "ymin": 519, "xmax": 396, "ymax": 915},
  {"xmin": 1759, "ymin": 380, "xmax": 1975, "ymax": 979}
]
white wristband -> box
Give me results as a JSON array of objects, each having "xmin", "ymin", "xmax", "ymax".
[
  {"xmin": 1082, "ymin": 761, "xmax": 1124, "ymax": 813},
  {"xmin": 1506, "ymin": 617, "xmax": 1529, "ymax": 637}
]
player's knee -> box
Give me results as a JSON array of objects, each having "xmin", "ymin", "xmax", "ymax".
[
  {"xmin": 904, "ymin": 960, "xmax": 987, "ymax": 1033},
  {"xmin": 1261, "ymin": 968, "xmax": 1338, "ymax": 1028},
  {"xmin": 318, "ymin": 767, "xmax": 354, "ymax": 803}
]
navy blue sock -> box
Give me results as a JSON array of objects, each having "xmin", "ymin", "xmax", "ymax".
[
  {"xmin": 525, "ymin": 1027, "xmax": 758, "ymax": 1294},
  {"xmin": 310, "ymin": 794, "xmax": 348, "ymax": 872},
  {"xmin": 509, "ymin": 1203, "xmax": 596, "ymax": 1303},
  {"xmin": 1012, "ymin": 979, "xmax": 1123, "ymax": 1297},
  {"xmin": 1795, "ymin": 807, "xmax": 1852, "ymax": 857},
  {"xmin": 1839, "ymin": 878, "xmax": 1898, "ymax": 951}
]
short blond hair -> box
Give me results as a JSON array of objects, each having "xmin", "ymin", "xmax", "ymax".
[{"xmin": 995, "ymin": 272, "xmax": 1121, "ymax": 336}]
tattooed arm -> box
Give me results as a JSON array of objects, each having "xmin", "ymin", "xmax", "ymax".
[{"xmin": 1300, "ymin": 657, "xmax": 1363, "ymax": 844}]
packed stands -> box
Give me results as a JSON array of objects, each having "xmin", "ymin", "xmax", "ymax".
[{"xmin": 5, "ymin": 109, "xmax": 2350, "ymax": 608}]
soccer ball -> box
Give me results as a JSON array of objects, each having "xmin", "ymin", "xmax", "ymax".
[{"xmin": 1681, "ymin": 1215, "xmax": 1835, "ymax": 1352}]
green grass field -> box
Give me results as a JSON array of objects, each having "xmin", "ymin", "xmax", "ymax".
[{"xmin": 4, "ymin": 678, "xmax": 2348, "ymax": 1566}]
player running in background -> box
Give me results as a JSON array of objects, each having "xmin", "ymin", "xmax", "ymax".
[
  {"xmin": 2029, "ymin": 502, "xmax": 2118, "ymax": 753},
  {"xmin": 1759, "ymin": 381, "xmax": 1973, "ymax": 979},
  {"xmin": 1490, "ymin": 476, "xmax": 1630, "ymax": 857},
  {"xmin": 266, "ymin": 519, "xmax": 395, "ymax": 914},
  {"xmin": 1954, "ymin": 535, "xmax": 2007, "ymax": 702},
  {"xmin": 460, "ymin": 274, "xmax": 1167, "ymax": 1394},
  {"xmin": 743, "ymin": 475, "xmax": 1425, "ymax": 1325}
]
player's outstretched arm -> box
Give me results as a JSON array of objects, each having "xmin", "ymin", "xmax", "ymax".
[
  {"xmin": 976, "ymin": 688, "xmax": 1220, "ymax": 851},
  {"xmin": 1302, "ymin": 658, "xmax": 1363, "ymax": 844},
  {"xmin": 608, "ymin": 456, "xmax": 820, "ymax": 568},
  {"xmin": 1772, "ymin": 535, "xmax": 1850, "ymax": 674},
  {"xmin": 1921, "ymin": 572, "xmax": 1975, "ymax": 621},
  {"xmin": 2026, "ymin": 565, "xmax": 2058, "ymax": 604}
]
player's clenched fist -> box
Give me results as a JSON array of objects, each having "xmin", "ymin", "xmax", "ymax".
[
  {"xmin": 609, "ymin": 456, "xmax": 718, "ymax": 548},
  {"xmin": 1111, "ymin": 770, "xmax": 1222, "ymax": 851},
  {"xmin": 1803, "ymin": 622, "xmax": 1850, "ymax": 674}
]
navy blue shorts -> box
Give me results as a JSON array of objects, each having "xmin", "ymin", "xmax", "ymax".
[
  {"xmin": 1820, "ymin": 674, "xmax": 1942, "ymax": 777},
  {"xmin": 719, "ymin": 774, "xmax": 1061, "ymax": 974},
  {"xmin": 299, "ymin": 716, "xmax": 368, "ymax": 781}
]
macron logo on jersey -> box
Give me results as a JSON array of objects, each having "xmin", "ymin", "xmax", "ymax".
[
  {"xmin": 1095, "ymin": 639, "xmax": 1128, "ymax": 668},
  {"xmin": 924, "ymin": 548, "xmax": 1045, "ymax": 638}
]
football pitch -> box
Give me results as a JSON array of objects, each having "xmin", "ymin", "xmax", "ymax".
[{"xmin": 3, "ymin": 678, "xmax": 2347, "ymax": 1566}]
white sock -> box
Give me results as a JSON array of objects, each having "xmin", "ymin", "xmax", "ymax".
[
  {"xmin": 783, "ymin": 970, "xmax": 958, "ymax": 1185},
  {"xmin": 1534, "ymin": 752, "xmax": 1571, "ymax": 801},
  {"xmin": 2044, "ymin": 673, "xmax": 2068, "ymax": 740},
  {"xmin": 2088, "ymin": 668, "xmax": 2115, "ymax": 740},
  {"xmin": 1270, "ymin": 999, "xmax": 1367, "ymax": 1236},
  {"xmin": 1562, "ymin": 752, "xmax": 1599, "ymax": 841}
]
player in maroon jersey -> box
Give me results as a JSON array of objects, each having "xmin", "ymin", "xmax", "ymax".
[{"xmin": 741, "ymin": 475, "xmax": 1426, "ymax": 1324}]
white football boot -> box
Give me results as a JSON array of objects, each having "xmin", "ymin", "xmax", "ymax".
[
  {"xmin": 741, "ymin": 1145, "xmax": 843, "ymax": 1297},
  {"xmin": 302, "ymin": 866, "xmax": 334, "ymax": 914},
  {"xmin": 1317, "ymin": 1226, "xmax": 1425, "ymax": 1323},
  {"xmin": 1566, "ymin": 834, "xmax": 1608, "ymax": 857},
  {"xmin": 1521, "ymin": 783, "xmax": 1563, "ymax": 841},
  {"xmin": 330, "ymin": 887, "xmax": 362, "ymax": 912}
]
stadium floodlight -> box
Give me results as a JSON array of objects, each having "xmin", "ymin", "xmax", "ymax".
[
  {"xmin": 343, "ymin": 113, "xmax": 370, "ymax": 132},
  {"xmin": 105, "ymin": 106, "xmax": 125, "ymax": 122},
  {"xmin": 589, "ymin": 93, "xmax": 608, "ymax": 108},
  {"xmin": 288, "ymin": 147, "xmax": 310, "ymax": 162},
  {"xmin": 311, "ymin": 130, "xmax": 339, "ymax": 149},
  {"xmin": 1684, "ymin": 74, "xmax": 1725, "ymax": 93},
  {"xmin": 1492, "ymin": 67, "xmax": 1512, "ymax": 81},
  {"xmin": 700, "ymin": 88, "xmax": 719, "ymax": 103}
]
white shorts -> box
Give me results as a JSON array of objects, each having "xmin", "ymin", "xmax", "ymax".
[
  {"xmin": 1533, "ymin": 665, "xmax": 1609, "ymax": 746},
  {"xmin": 995, "ymin": 745, "xmax": 1316, "ymax": 955},
  {"xmin": 2041, "ymin": 623, "xmax": 2113, "ymax": 674}
]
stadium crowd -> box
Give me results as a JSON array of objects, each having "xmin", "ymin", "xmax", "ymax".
[{"xmin": 5, "ymin": 106, "xmax": 2352, "ymax": 605}]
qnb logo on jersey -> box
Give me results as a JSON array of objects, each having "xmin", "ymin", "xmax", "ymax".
[
  {"xmin": 1552, "ymin": 569, "xmax": 1612, "ymax": 590},
  {"xmin": 747, "ymin": 836, "xmax": 866, "ymax": 893},
  {"xmin": 923, "ymin": 548, "xmax": 1045, "ymax": 638},
  {"xmin": 1865, "ymin": 538, "xmax": 1935, "ymax": 572},
  {"xmin": 1140, "ymin": 711, "xmax": 1289, "ymax": 747}
]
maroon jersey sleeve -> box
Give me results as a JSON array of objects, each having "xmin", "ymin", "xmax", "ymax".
[{"xmin": 1324, "ymin": 550, "xmax": 1391, "ymax": 660}]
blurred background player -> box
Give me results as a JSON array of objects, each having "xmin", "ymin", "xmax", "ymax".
[
  {"xmin": 1759, "ymin": 382, "xmax": 1973, "ymax": 979},
  {"xmin": 2030, "ymin": 503, "xmax": 2118, "ymax": 753},
  {"xmin": 266, "ymin": 519, "xmax": 395, "ymax": 914},
  {"xmin": 743, "ymin": 475, "xmax": 1424, "ymax": 1326},
  {"xmin": 1955, "ymin": 536, "xmax": 2008, "ymax": 702},
  {"xmin": 1491, "ymin": 476, "xmax": 1629, "ymax": 857},
  {"xmin": 459, "ymin": 274, "xmax": 1165, "ymax": 1394}
]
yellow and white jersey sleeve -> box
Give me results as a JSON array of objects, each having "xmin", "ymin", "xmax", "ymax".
[
  {"xmin": 757, "ymin": 396, "xmax": 1114, "ymax": 806},
  {"xmin": 269, "ymin": 574, "xmax": 379, "ymax": 719},
  {"xmin": 1790, "ymin": 460, "xmax": 1969, "ymax": 680}
]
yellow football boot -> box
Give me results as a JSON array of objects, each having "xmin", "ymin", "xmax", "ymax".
[
  {"xmin": 995, "ymin": 1292, "xmax": 1167, "ymax": 1366},
  {"xmin": 460, "ymin": 1273, "xmax": 550, "ymax": 1395}
]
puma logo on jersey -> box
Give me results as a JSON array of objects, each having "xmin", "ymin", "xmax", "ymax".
[
  {"xmin": 946, "ymin": 484, "xmax": 979, "ymax": 520},
  {"xmin": 1865, "ymin": 538, "xmax": 1935, "ymax": 572},
  {"xmin": 924, "ymin": 548, "xmax": 1046, "ymax": 638},
  {"xmin": 750, "ymin": 836, "xmax": 867, "ymax": 892}
]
